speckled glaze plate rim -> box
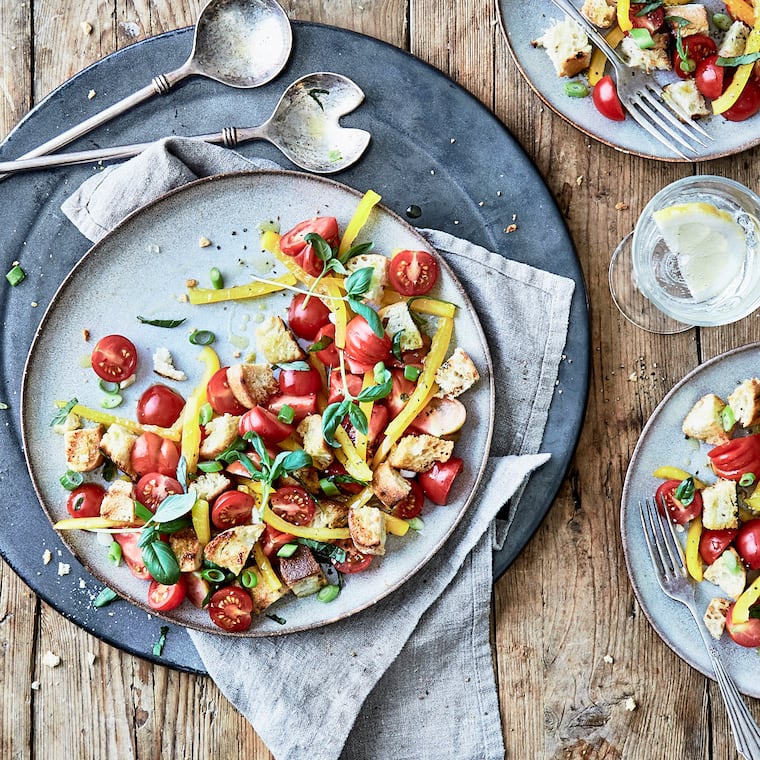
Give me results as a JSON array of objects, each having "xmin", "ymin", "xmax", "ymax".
[
  {"xmin": 496, "ymin": 0, "xmax": 760, "ymax": 162},
  {"xmin": 621, "ymin": 343, "xmax": 760, "ymax": 696},
  {"xmin": 20, "ymin": 168, "xmax": 495, "ymax": 637}
]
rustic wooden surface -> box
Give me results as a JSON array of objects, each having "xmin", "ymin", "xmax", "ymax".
[{"xmin": 2, "ymin": 1, "xmax": 759, "ymax": 758}]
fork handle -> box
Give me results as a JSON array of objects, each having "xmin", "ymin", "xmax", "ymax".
[{"xmin": 548, "ymin": 0, "xmax": 624, "ymax": 68}]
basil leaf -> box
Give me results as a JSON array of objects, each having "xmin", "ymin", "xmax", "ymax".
[
  {"xmin": 93, "ymin": 587, "xmax": 120, "ymax": 608},
  {"xmin": 223, "ymin": 449, "xmax": 261, "ymax": 478},
  {"xmin": 344, "ymin": 267, "xmax": 374, "ymax": 298},
  {"xmin": 674, "ymin": 477, "xmax": 695, "ymax": 507},
  {"xmin": 339, "ymin": 241, "xmax": 374, "ymax": 264},
  {"xmin": 348, "ymin": 298, "xmax": 384, "ymax": 338},
  {"xmin": 636, "ymin": 1, "xmax": 663, "ymax": 14},
  {"xmin": 282, "ymin": 449, "xmax": 313, "ymax": 472},
  {"xmin": 308, "ymin": 335, "xmax": 333, "ymax": 353},
  {"xmin": 138, "ymin": 524, "xmax": 159, "ymax": 549},
  {"xmin": 307, "ymin": 88, "xmax": 330, "ymax": 110},
  {"xmin": 134, "ymin": 502, "xmax": 154, "ymax": 523},
  {"xmin": 176, "ymin": 455, "xmax": 188, "ymax": 492},
  {"xmin": 243, "ymin": 432, "xmax": 272, "ymax": 470},
  {"xmin": 716, "ymin": 52, "xmax": 760, "ymax": 67},
  {"xmin": 50, "ymin": 398, "xmax": 78, "ymax": 427},
  {"xmin": 137, "ymin": 316, "xmax": 186, "ymax": 328},
  {"xmin": 142, "ymin": 541, "xmax": 181, "ymax": 585},
  {"xmin": 297, "ymin": 538, "xmax": 347, "ymax": 563},
  {"xmin": 322, "ymin": 400, "xmax": 350, "ymax": 447},
  {"xmin": 276, "ymin": 360, "xmax": 311, "ymax": 371},
  {"xmin": 348, "ymin": 403, "xmax": 368, "ymax": 435},
  {"xmin": 153, "ymin": 625, "xmax": 169, "ymax": 656},
  {"xmin": 151, "ymin": 491, "xmax": 197, "ymax": 524},
  {"xmin": 155, "ymin": 516, "xmax": 193, "ymax": 534},
  {"xmin": 303, "ymin": 232, "xmax": 334, "ymax": 262},
  {"xmin": 391, "ymin": 331, "xmax": 404, "ymax": 361}
]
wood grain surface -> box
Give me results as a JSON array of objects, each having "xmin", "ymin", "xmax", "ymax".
[{"xmin": 2, "ymin": 1, "xmax": 759, "ymax": 758}]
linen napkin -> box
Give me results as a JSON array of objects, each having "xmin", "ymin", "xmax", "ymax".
[{"xmin": 62, "ymin": 137, "xmax": 575, "ymax": 760}]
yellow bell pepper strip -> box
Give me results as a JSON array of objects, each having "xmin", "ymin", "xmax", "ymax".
[
  {"xmin": 685, "ymin": 517, "xmax": 703, "ymax": 582},
  {"xmin": 187, "ymin": 273, "xmax": 297, "ymax": 305},
  {"xmin": 408, "ymin": 297, "xmax": 457, "ymax": 319},
  {"xmin": 373, "ymin": 315, "xmax": 453, "ymax": 466},
  {"xmin": 333, "ymin": 426, "xmax": 374, "ymax": 481},
  {"xmin": 355, "ymin": 370, "xmax": 375, "ymax": 461},
  {"xmin": 712, "ymin": 16, "xmax": 760, "ymax": 115},
  {"xmin": 262, "ymin": 501, "xmax": 350, "ymax": 541},
  {"xmin": 617, "ymin": 0, "xmax": 632, "ymax": 32},
  {"xmin": 254, "ymin": 542, "xmax": 283, "ymax": 591},
  {"xmin": 732, "ymin": 574, "xmax": 760, "ymax": 624},
  {"xmin": 652, "ymin": 466, "xmax": 706, "ymax": 490},
  {"xmin": 324, "ymin": 278, "xmax": 348, "ymax": 349},
  {"xmin": 588, "ymin": 26, "xmax": 626, "ymax": 86},
  {"xmin": 723, "ymin": 0, "xmax": 756, "ymax": 27},
  {"xmin": 53, "ymin": 517, "xmax": 138, "ymax": 531},
  {"xmin": 385, "ymin": 513, "xmax": 410, "ymax": 537},
  {"xmin": 54, "ymin": 401, "xmax": 181, "ymax": 441},
  {"xmin": 192, "ymin": 498, "xmax": 211, "ymax": 546},
  {"xmin": 345, "ymin": 486, "xmax": 374, "ymax": 511},
  {"xmin": 338, "ymin": 189, "xmax": 382, "ymax": 257},
  {"xmin": 181, "ymin": 346, "xmax": 221, "ymax": 475}
]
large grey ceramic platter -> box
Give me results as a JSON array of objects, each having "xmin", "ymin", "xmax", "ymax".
[
  {"xmin": 0, "ymin": 22, "xmax": 589, "ymax": 671},
  {"xmin": 621, "ymin": 344, "xmax": 760, "ymax": 697},
  {"xmin": 497, "ymin": 0, "xmax": 760, "ymax": 162},
  {"xmin": 21, "ymin": 169, "xmax": 494, "ymax": 637}
]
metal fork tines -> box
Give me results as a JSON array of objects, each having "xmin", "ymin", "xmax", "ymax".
[
  {"xmin": 549, "ymin": 0, "xmax": 714, "ymax": 159},
  {"xmin": 639, "ymin": 497, "xmax": 760, "ymax": 760}
]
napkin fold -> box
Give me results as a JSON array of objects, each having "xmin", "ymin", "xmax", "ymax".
[{"xmin": 62, "ymin": 137, "xmax": 575, "ymax": 760}]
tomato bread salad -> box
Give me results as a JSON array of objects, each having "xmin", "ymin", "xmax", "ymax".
[
  {"xmin": 48, "ymin": 189, "xmax": 482, "ymax": 633},
  {"xmin": 654, "ymin": 375, "xmax": 760, "ymax": 649},
  {"xmin": 533, "ymin": 0, "xmax": 760, "ymax": 124}
]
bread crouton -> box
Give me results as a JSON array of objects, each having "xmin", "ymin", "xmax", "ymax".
[
  {"xmin": 666, "ymin": 4, "xmax": 709, "ymax": 37},
  {"xmin": 203, "ymin": 524, "xmax": 265, "ymax": 575},
  {"xmin": 372, "ymin": 461, "xmax": 412, "ymax": 508},
  {"xmin": 256, "ymin": 316, "xmax": 305, "ymax": 365},
  {"xmin": 199, "ymin": 414, "xmax": 241, "ymax": 459},
  {"xmin": 99, "ymin": 479, "xmax": 137, "ymax": 522},
  {"xmin": 704, "ymin": 597, "xmax": 731, "ymax": 640},
  {"xmin": 388, "ymin": 434, "xmax": 454, "ymax": 473},
  {"xmin": 348, "ymin": 505, "xmax": 386, "ymax": 556},
  {"xmin": 297, "ymin": 414, "xmax": 333, "ymax": 470},
  {"xmin": 703, "ymin": 548, "xmax": 746, "ymax": 600},
  {"xmin": 311, "ymin": 499, "xmax": 349, "ymax": 529},
  {"xmin": 718, "ymin": 20, "xmax": 751, "ymax": 58},
  {"xmin": 64, "ymin": 425, "xmax": 104, "ymax": 472},
  {"xmin": 278, "ymin": 546, "xmax": 327, "ymax": 597},
  {"xmin": 100, "ymin": 424, "xmax": 138, "ymax": 478},
  {"xmin": 532, "ymin": 18, "xmax": 592, "ymax": 77},
  {"xmin": 682, "ymin": 393, "xmax": 732, "ymax": 445},
  {"xmin": 152, "ymin": 346, "xmax": 186, "ymax": 381},
  {"xmin": 190, "ymin": 471, "xmax": 231, "ymax": 502},
  {"xmin": 226, "ymin": 363, "xmax": 278, "ymax": 408},
  {"xmin": 169, "ymin": 528, "xmax": 204, "ymax": 572},
  {"xmin": 249, "ymin": 576, "xmax": 290, "ymax": 614},
  {"xmin": 581, "ymin": 0, "xmax": 615, "ymax": 27},
  {"xmin": 728, "ymin": 378, "xmax": 760, "ymax": 428},
  {"xmin": 620, "ymin": 32, "xmax": 671, "ymax": 73},
  {"xmin": 378, "ymin": 301, "xmax": 424, "ymax": 352},
  {"xmin": 702, "ymin": 479, "xmax": 739, "ymax": 530},
  {"xmin": 662, "ymin": 79, "xmax": 710, "ymax": 119},
  {"xmin": 435, "ymin": 347, "xmax": 479, "ymax": 399},
  {"xmin": 346, "ymin": 254, "xmax": 389, "ymax": 306}
]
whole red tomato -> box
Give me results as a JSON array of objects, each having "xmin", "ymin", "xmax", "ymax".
[
  {"xmin": 592, "ymin": 76, "xmax": 625, "ymax": 121},
  {"xmin": 735, "ymin": 519, "xmax": 760, "ymax": 570},
  {"xmin": 654, "ymin": 479, "xmax": 702, "ymax": 525}
]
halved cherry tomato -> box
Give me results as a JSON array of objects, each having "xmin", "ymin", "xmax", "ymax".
[
  {"xmin": 366, "ymin": 403, "xmax": 389, "ymax": 447},
  {"xmin": 328, "ymin": 371, "xmax": 363, "ymax": 404},
  {"xmin": 131, "ymin": 432, "xmax": 180, "ymax": 478},
  {"xmin": 261, "ymin": 525, "xmax": 297, "ymax": 557},
  {"xmin": 723, "ymin": 78, "xmax": 760, "ymax": 122},
  {"xmin": 332, "ymin": 539, "xmax": 373, "ymax": 574},
  {"xmin": 287, "ymin": 293, "xmax": 331, "ymax": 340},
  {"xmin": 418, "ymin": 457, "xmax": 463, "ymax": 505},
  {"xmin": 66, "ymin": 483, "xmax": 106, "ymax": 518},
  {"xmin": 708, "ymin": 435, "xmax": 760, "ymax": 481},
  {"xmin": 388, "ymin": 250, "xmax": 439, "ymax": 296},
  {"xmin": 344, "ymin": 316, "xmax": 391, "ymax": 371},
  {"xmin": 266, "ymin": 393, "xmax": 318, "ymax": 423},
  {"xmin": 136, "ymin": 384, "xmax": 185, "ymax": 428},
  {"xmin": 386, "ymin": 368, "xmax": 417, "ymax": 417},
  {"xmin": 91, "ymin": 334, "xmax": 138, "ymax": 383},
  {"xmin": 311, "ymin": 323, "xmax": 339, "ymax": 367},
  {"xmin": 393, "ymin": 478, "xmax": 424, "ymax": 519},
  {"xmin": 238, "ymin": 406, "xmax": 294, "ymax": 443},
  {"xmin": 695, "ymin": 54, "xmax": 725, "ymax": 100},
  {"xmin": 208, "ymin": 586, "xmax": 253, "ymax": 632},
  {"xmin": 735, "ymin": 519, "xmax": 760, "ymax": 570},
  {"xmin": 147, "ymin": 576, "xmax": 187, "ymax": 612},
  {"xmin": 592, "ymin": 75, "xmax": 626, "ymax": 121},
  {"xmin": 185, "ymin": 571, "xmax": 211, "ymax": 608},
  {"xmin": 629, "ymin": 2, "xmax": 664, "ymax": 31},
  {"xmin": 211, "ymin": 490, "xmax": 255, "ymax": 529},
  {"xmin": 726, "ymin": 602, "xmax": 760, "ymax": 647},
  {"xmin": 410, "ymin": 397, "xmax": 466, "ymax": 437},
  {"xmin": 279, "ymin": 366, "xmax": 323, "ymax": 396},
  {"xmin": 115, "ymin": 532, "xmax": 152, "ymax": 580},
  {"xmin": 655, "ymin": 479, "xmax": 702, "ymax": 525},
  {"xmin": 136, "ymin": 472, "xmax": 184, "ymax": 512},
  {"xmin": 699, "ymin": 528, "xmax": 738, "ymax": 565},
  {"xmin": 207, "ymin": 367, "xmax": 248, "ymax": 416},
  {"xmin": 279, "ymin": 217, "xmax": 340, "ymax": 277},
  {"xmin": 673, "ymin": 33, "xmax": 717, "ymax": 79},
  {"xmin": 270, "ymin": 485, "xmax": 316, "ymax": 526}
]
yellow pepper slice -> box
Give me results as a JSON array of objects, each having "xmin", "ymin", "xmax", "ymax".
[
  {"xmin": 355, "ymin": 370, "xmax": 375, "ymax": 461},
  {"xmin": 323, "ymin": 279, "xmax": 348, "ymax": 349},
  {"xmin": 338, "ymin": 189, "xmax": 382, "ymax": 256},
  {"xmin": 408, "ymin": 297, "xmax": 457, "ymax": 319},
  {"xmin": 588, "ymin": 26, "xmax": 625, "ymax": 86},
  {"xmin": 192, "ymin": 498, "xmax": 211, "ymax": 546},
  {"xmin": 254, "ymin": 542, "xmax": 283, "ymax": 591},
  {"xmin": 262, "ymin": 502, "xmax": 350, "ymax": 541},
  {"xmin": 385, "ymin": 513, "xmax": 410, "ymax": 537},
  {"xmin": 188, "ymin": 273, "xmax": 297, "ymax": 304},
  {"xmin": 685, "ymin": 517, "xmax": 703, "ymax": 582},
  {"xmin": 652, "ymin": 466, "xmax": 706, "ymax": 490},
  {"xmin": 345, "ymin": 486, "xmax": 374, "ymax": 511},
  {"xmin": 723, "ymin": 0, "xmax": 756, "ymax": 26},
  {"xmin": 53, "ymin": 517, "xmax": 138, "ymax": 531},
  {"xmin": 617, "ymin": 0, "xmax": 632, "ymax": 31},
  {"xmin": 333, "ymin": 426, "xmax": 374, "ymax": 481},
  {"xmin": 712, "ymin": 17, "xmax": 760, "ymax": 114},
  {"xmin": 732, "ymin": 575, "xmax": 760, "ymax": 624},
  {"xmin": 180, "ymin": 346, "xmax": 221, "ymax": 474},
  {"xmin": 55, "ymin": 401, "xmax": 181, "ymax": 441}
]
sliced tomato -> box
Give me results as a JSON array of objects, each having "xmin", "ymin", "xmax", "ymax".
[
  {"xmin": 386, "ymin": 369, "xmax": 417, "ymax": 417},
  {"xmin": 136, "ymin": 472, "xmax": 184, "ymax": 513},
  {"xmin": 344, "ymin": 316, "xmax": 391, "ymax": 370},
  {"xmin": 130, "ymin": 432, "xmax": 180, "ymax": 478},
  {"xmin": 66, "ymin": 483, "xmax": 105, "ymax": 518},
  {"xmin": 261, "ymin": 525, "xmax": 297, "ymax": 557},
  {"xmin": 288, "ymin": 293, "xmax": 331, "ymax": 340},
  {"xmin": 91, "ymin": 334, "xmax": 138, "ymax": 383},
  {"xmin": 136, "ymin": 384, "xmax": 185, "ymax": 428},
  {"xmin": 726, "ymin": 603, "xmax": 760, "ymax": 648},
  {"xmin": 324, "ymin": 460, "xmax": 364, "ymax": 495},
  {"xmin": 211, "ymin": 490, "xmax": 255, "ymax": 529},
  {"xmin": 418, "ymin": 457, "xmax": 463, "ymax": 506},
  {"xmin": 695, "ymin": 54, "xmax": 725, "ymax": 100},
  {"xmin": 239, "ymin": 406, "xmax": 294, "ymax": 444},
  {"xmin": 266, "ymin": 393, "xmax": 318, "ymax": 423},
  {"xmin": 328, "ymin": 371, "xmax": 363, "ymax": 404},
  {"xmin": 723, "ymin": 78, "xmax": 760, "ymax": 122},
  {"xmin": 114, "ymin": 532, "xmax": 152, "ymax": 581},
  {"xmin": 208, "ymin": 586, "xmax": 253, "ymax": 632},
  {"xmin": 410, "ymin": 397, "xmax": 466, "ymax": 437},
  {"xmin": 699, "ymin": 528, "xmax": 738, "ymax": 565},
  {"xmin": 270, "ymin": 485, "xmax": 316, "ymax": 526},
  {"xmin": 673, "ymin": 33, "xmax": 717, "ymax": 79},
  {"xmin": 735, "ymin": 519, "xmax": 760, "ymax": 570},
  {"xmin": 279, "ymin": 217, "xmax": 340, "ymax": 277},
  {"xmin": 708, "ymin": 435, "xmax": 760, "ymax": 481},
  {"xmin": 629, "ymin": 2, "xmax": 664, "ymax": 31},
  {"xmin": 655, "ymin": 479, "xmax": 702, "ymax": 525},
  {"xmin": 592, "ymin": 75, "xmax": 626, "ymax": 121},
  {"xmin": 147, "ymin": 576, "xmax": 187, "ymax": 612},
  {"xmin": 392, "ymin": 478, "xmax": 424, "ymax": 519},
  {"xmin": 311, "ymin": 323, "xmax": 339, "ymax": 367},
  {"xmin": 185, "ymin": 571, "xmax": 211, "ymax": 608},
  {"xmin": 388, "ymin": 250, "xmax": 439, "ymax": 296},
  {"xmin": 332, "ymin": 539, "xmax": 373, "ymax": 574},
  {"xmin": 278, "ymin": 366, "xmax": 323, "ymax": 396},
  {"xmin": 207, "ymin": 367, "xmax": 248, "ymax": 416}
]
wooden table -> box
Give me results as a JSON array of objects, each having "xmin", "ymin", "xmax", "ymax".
[{"xmin": 2, "ymin": 1, "xmax": 759, "ymax": 758}]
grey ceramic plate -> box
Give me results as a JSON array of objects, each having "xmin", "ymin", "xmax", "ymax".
[
  {"xmin": 21, "ymin": 169, "xmax": 494, "ymax": 636},
  {"xmin": 497, "ymin": 0, "xmax": 759, "ymax": 162},
  {"xmin": 621, "ymin": 343, "xmax": 760, "ymax": 697}
]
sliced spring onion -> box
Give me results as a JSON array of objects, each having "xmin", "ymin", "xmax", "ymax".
[
  {"xmin": 564, "ymin": 81, "xmax": 590, "ymax": 97},
  {"xmin": 98, "ymin": 379, "xmax": 121, "ymax": 394},
  {"xmin": 100, "ymin": 393, "xmax": 123, "ymax": 409},
  {"xmin": 404, "ymin": 365, "xmax": 421, "ymax": 382},
  {"xmin": 189, "ymin": 329, "xmax": 216, "ymax": 346},
  {"xmin": 198, "ymin": 402, "xmax": 214, "ymax": 425},
  {"xmin": 108, "ymin": 540, "xmax": 123, "ymax": 566},
  {"xmin": 319, "ymin": 477, "xmax": 341, "ymax": 497},
  {"xmin": 152, "ymin": 626, "xmax": 168, "ymax": 656},
  {"xmin": 628, "ymin": 27, "xmax": 655, "ymax": 49},
  {"xmin": 721, "ymin": 405, "xmax": 736, "ymax": 432},
  {"xmin": 93, "ymin": 587, "xmax": 119, "ymax": 608},
  {"xmin": 712, "ymin": 12, "xmax": 732, "ymax": 30},
  {"xmin": 196, "ymin": 460, "xmax": 223, "ymax": 473},
  {"xmin": 740, "ymin": 472, "xmax": 757, "ymax": 487},
  {"xmin": 240, "ymin": 568, "xmax": 259, "ymax": 588},
  {"xmin": 277, "ymin": 404, "xmax": 296, "ymax": 424},
  {"xmin": 60, "ymin": 470, "xmax": 84, "ymax": 491},
  {"xmin": 6, "ymin": 264, "xmax": 25, "ymax": 286},
  {"xmin": 277, "ymin": 543, "xmax": 299, "ymax": 558},
  {"xmin": 209, "ymin": 267, "xmax": 224, "ymax": 289},
  {"xmin": 317, "ymin": 585, "xmax": 340, "ymax": 603},
  {"xmin": 201, "ymin": 568, "xmax": 226, "ymax": 583},
  {"xmin": 407, "ymin": 517, "xmax": 425, "ymax": 531}
]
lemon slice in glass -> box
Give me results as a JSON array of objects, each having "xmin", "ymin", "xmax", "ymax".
[{"xmin": 653, "ymin": 201, "xmax": 746, "ymax": 302}]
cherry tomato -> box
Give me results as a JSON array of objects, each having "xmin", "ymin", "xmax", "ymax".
[
  {"xmin": 311, "ymin": 323, "xmax": 339, "ymax": 367},
  {"xmin": 270, "ymin": 485, "xmax": 316, "ymax": 526},
  {"xmin": 266, "ymin": 393, "xmax": 318, "ymax": 423},
  {"xmin": 332, "ymin": 539, "xmax": 373, "ymax": 574},
  {"xmin": 279, "ymin": 217, "xmax": 340, "ymax": 277},
  {"xmin": 410, "ymin": 397, "xmax": 467, "ymax": 437},
  {"xmin": 91, "ymin": 334, "xmax": 138, "ymax": 383},
  {"xmin": 211, "ymin": 490, "xmax": 255, "ymax": 529},
  {"xmin": 723, "ymin": 79, "xmax": 760, "ymax": 122},
  {"xmin": 239, "ymin": 406, "xmax": 294, "ymax": 444},
  {"xmin": 147, "ymin": 576, "xmax": 187, "ymax": 612},
  {"xmin": 136, "ymin": 384, "xmax": 185, "ymax": 428},
  {"xmin": 708, "ymin": 434, "xmax": 760, "ymax": 481},
  {"xmin": 695, "ymin": 54, "xmax": 725, "ymax": 100},
  {"xmin": 66, "ymin": 483, "xmax": 105, "ymax": 518},
  {"xmin": 386, "ymin": 369, "xmax": 417, "ymax": 417},
  {"xmin": 393, "ymin": 478, "xmax": 424, "ymax": 519},
  {"xmin": 279, "ymin": 366, "xmax": 323, "ymax": 396},
  {"xmin": 136, "ymin": 472, "xmax": 184, "ymax": 512},
  {"xmin": 726, "ymin": 603, "xmax": 760, "ymax": 648},
  {"xmin": 184, "ymin": 571, "xmax": 211, "ymax": 608},
  {"xmin": 114, "ymin": 532, "xmax": 152, "ymax": 581},
  {"xmin": 418, "ymin": 457, "xmax": 464, "ymax": 506},
  {"xmin": 592, "ymin": 75, "xmax": 626, "ymax": 121},
  {"xmin": 324, "ymin": 460, "xmax": 364, "ymax": 495},
  {"xmin": 208, "ymin": 586, "xmax": 253, "ymax": 632},
  {"xmin": 328, "ymin": 371, "xmax": 363, "ymax": 404},
  {"xmin": 673, "ymin": 33, "xmax": 717, "ymax": 79},
  {"xmin": 344, "ymin": 316, "xmax": 391, "ymax": 371},
  {"xmin": 654, "ymin": 479, "xmax": 702, "ymax": 525},
  {"xmin": 207, "ymin": 367, "xmax": 248, "ymax": 416},
  {"xmin": 388, "ymin": 250, "xmax": 439, "ymax": 296},
  {"xmin": 735, "ymin": 519, "xmax": 760, "ymax": 570},
  {"xmin": 287, "ymin": 293, "xmax": 331, "ymax": 340},
  {"xmin": 629, "ymin": 2, "xmax": 664, "ymax": 31},
  {"xmin": 699, "ymin": 528, "xmax": 738, "ymax": 565},
  {"xmin": 261, "ymin": 525, "xmax": 297, "ymax": 557},
  {"xmin": 130, "ymin": 432, "xmax": 180, "ymax": 478}
]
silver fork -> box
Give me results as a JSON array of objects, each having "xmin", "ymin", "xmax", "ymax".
[
  {"xmin": 549, "ymin": 0, "xmax": 713, "ymax": 158},
  {"xmin": 640, "ymin": 497, "xmax": 760, "ymax": 759}
]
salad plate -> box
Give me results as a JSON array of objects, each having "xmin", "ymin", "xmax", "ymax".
[
  {"xmin": 497, "ymin": 0, "xmax": 760, "ymax": 162},
  {"xmin": 621, "ymin": 343, "xmax": 760, "ymax": 697}
]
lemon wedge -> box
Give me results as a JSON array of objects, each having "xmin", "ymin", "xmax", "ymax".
[{"xmin": 653, "ymin": 202, "xmax": 747, "ymax": 302}]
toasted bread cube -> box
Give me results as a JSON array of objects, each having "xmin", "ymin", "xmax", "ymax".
[
  {"xmin": 728, "ymin": 378, "xmax": 760, "ymax": 428},
  {"xmin": 704, "ymin": 597, "xmax": 731, "ymax": 640},
  {"xmin": 99, "ymin": 479, "xmax": 137, "ymax": 522},
  {"xmin": 388, "ymin": 434, "xmax": 454, "ymax": 473},
  {"xmin": 169, "ymin": 528, "xmax": 204, "ymax": 572},
  {"xmin": 152, "ymin": 346, "xmax": 186, "ymax": 381},
  {"xmin": 311, "ymin": 499, "xmax": 349, "ymax": 529},
  {"xmin": 346, "ymin": 254, "xmax": 389, "ymax": 306},
  {"xmin": 662, "ymin": 79, "xmax": 709, "ymax": 119},
  {"xmin": 532, "ymin": 19, "xmax": 592, "ymax": 77},
  {"xmin": 581, "ymin": 0, "xmax": 615, "ymax": 27},
  {"xmin": 100, "ymin": 424, "xmax": 138, "ymax": 479},
  {"xmin": 278, "ymin": 546, "xmax": 328, "ymax": 597},
  {"xmin": 226, "ymin": 363, "xmax": 278, "ymax": 408},
  {"xmin": 372, "ymin": 461, "xmax": 412, "ymax": 508},
  {"xmin": 719, "ymin": 20, "xmax": 751, "ymax": 58},
  {"xmin": 203, "ymin": 524, "xmax": 265, "ymax": 576},
  {"xmin": 703, "ymin": 548, "xmax": 746, "ymax": 600},
  {"xmin": 435, "ymin": 347, "xmax": 479, "ymax": 399},
  {"xmin": 64, "ymin": 425, "xmax": 104, "ymax": 472},
  {"xmin": 249, "ymin": 577, "xmax": 290, "ymax": 614},
  {"xmin": 378, "ymin": 301, "xmax": 424, "ymax": 352},
  {"xmin": 682, "ymin": 393, "xmax": 732, "ymax": 445},
  {"xmin": 256, "ymin": 316, "xmax": 305, "ymax": 364},
  {"xmin": 702, "ymin": 479, "xmax": 739, "ymax": 530},
  {"xmin": 620, "ymin": 32, "xmax": 671, "ymax": 73},
  {"xmin": 297, "ymin": 414, "xmax": 333, "ymax": 470},
  {"xmin": 199, "ymin": 414, "xmax": 241, "ymax": 459},
  {"xmin": 348, "ymin": 505, "xmax": 387, "ymax": 556},
  {"xmin": 190, "ymin": 471, "xmax": 231, "ymax": 502},
  {"xmin": 666, "ymin": 4, "xmax": 709, "ymax": 37}
]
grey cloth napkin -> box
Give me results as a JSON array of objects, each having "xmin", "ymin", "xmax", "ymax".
[{"xmin": 62, "ymin": 137, "xmax": 575, "ymax": 760}]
